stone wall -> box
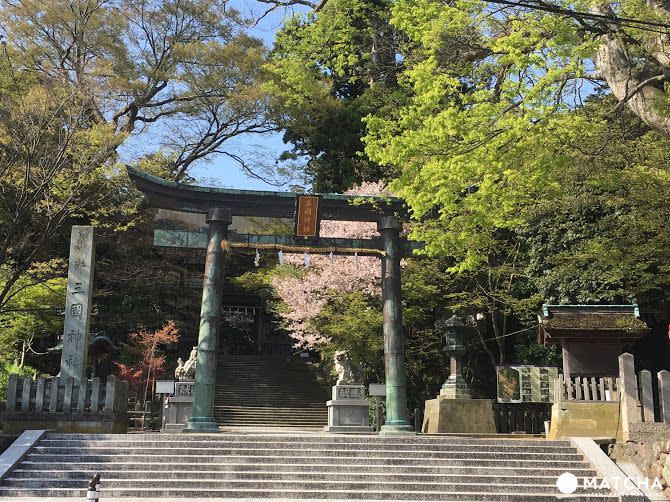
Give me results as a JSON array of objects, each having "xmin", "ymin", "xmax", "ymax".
[{"xmin": 610, "ymin": 431, "xmax": 670, "ymax": 499}]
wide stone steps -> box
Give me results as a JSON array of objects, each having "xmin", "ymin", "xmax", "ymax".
[
  {"xmin": 0, "ymin": 488, "xmax": 617, "ymax": 500},
  {"xmin": 0, "ymin": 432, "xmax": 619, "ymax": 500},
  {"xmin": 213, "ymin": 357, "xmax": 327, "ymax": 427},
  {"xmin": 9, "ymin": 463, "xmax": 598, "ymax": 479},
  {"xmin": 8, "ymin": 469, "xmax": 598, "ymax": 482}
]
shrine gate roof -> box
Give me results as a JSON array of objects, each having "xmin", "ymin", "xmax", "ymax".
[
  {"xmin": 127, "ymin": 166, "xmax": 405, "ymax": 222},
  {"xmin": 538, "ymin": 304, "xmax": 648, "ymax": 345}
]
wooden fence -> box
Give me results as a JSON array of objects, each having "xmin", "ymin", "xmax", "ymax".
[
  {"xmin": 5, "ymin": 374, "xmax": 128, "ymax": 416},
  {"xmin": 492, "ymin": 402, "xmax": 552, "ymax": 434},
  {"xmin": 554, "ymin": 375, "xmax": 620, "ymax": 402},
  {"xmin": 127, "ymin": 399, "xmax": 162, "ymax": 430}
]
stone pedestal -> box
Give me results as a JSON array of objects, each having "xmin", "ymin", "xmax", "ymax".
[
  {"xmin": 324, "ymin": 385, "xmax": 373, "ymax": 433},
  {"xmin": 422, "ymin": 398, "xmax": 496, "ymax": 434},
  {"xmin": 546, "ymin": 401, "xmax": 621, "ymax": 441},
  {"xmin": 440, "ymin": 375, "xmax": 472, "ymax": 399},
  {"xmin": 162, "ymin": 381, "xmax": 194, "ymax": 433}
]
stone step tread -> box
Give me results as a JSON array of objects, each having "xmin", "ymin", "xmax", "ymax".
[
  {"xmin": 31, "ymin": 445, "xmax": 578, "ymax": 455},
  {"xmin": 41, "ymin": 434, "xmax": 571, "ymax": 444},
  {"xmin": 212, "ymin": 408, "xmax": 326, "ymax": 410},
  {"xmin": 0, "ymin": 479, "xmax": 612, "ymax": 493},
  {"xmin": 8, "ymin": 470, "xmax": 597, "ymax": 481},
  {"xmin": 213, "ymin": 422, "xmax": 327, "ymax": 426},
  {"xmin": 0, "ymin": 487, "xmax": 619, "ymax": 500},
  {"xmin": 211, "ymin": 403, "xmax": 327, "ymax": 406},
  {"xmin": 27, "ymin": 448, "xmax": 585, "ymax": 459},
  {"xmin": 215, "ymin": 419, "xmax": 327, "ymax": 422},
  {"xmin": 23, "ymin": 456, "xmax": 590, "ymax": 468},
  {"xmin": 16, "ymin": 462, "xmax": 595, "ymax": 475},
  {"xmin": 212, "ymin": 412, "xmax": 327, "ymax": 415},
  {"xmin": 35, "ymin": 441, "xmax": 576, "ymax": 452}
]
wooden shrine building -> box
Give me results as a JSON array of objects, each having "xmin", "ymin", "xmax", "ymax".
[{"xmin": 539, "ymin": 304, "xmax": 649, "ymax": 377}]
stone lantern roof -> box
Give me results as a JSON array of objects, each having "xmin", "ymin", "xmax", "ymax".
[{"xmin": 538, "ymin": 304, "xmax": 649, "ymax": 346}]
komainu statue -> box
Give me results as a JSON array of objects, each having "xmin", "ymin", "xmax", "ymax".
[
  {"xmin": 334, "ymin": 350, "xmax": 356, "ymax": 385},
  {"xmin": 174, "ymin": 347, "xmax": 197, "ymax": 381}
]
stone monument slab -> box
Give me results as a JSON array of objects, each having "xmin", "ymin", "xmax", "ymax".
[{"xmin": 60, "ymin": 226, "xmax": 95, "ymax": 387}]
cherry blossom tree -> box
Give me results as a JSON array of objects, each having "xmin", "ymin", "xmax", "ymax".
[{"xmin": 270, "ymin": 182, "xmax": 390, "ymax": 349}]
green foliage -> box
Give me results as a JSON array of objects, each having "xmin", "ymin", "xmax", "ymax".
[
  {"xmin": 522, "ymin": 98, "xmax": 670, "ymax": 306},
  {"xmin": 0, "ymin": 274, "xmax": 66, "ymax": 359},
  {"xmin": 315, "ymin": 290, "xmax": 384, "ymax": 383},
  {"xmin": 0, "ymin": 363, "xmax": 38, "ymax": 402},
  {"xmin": 266, "ymin": 0, "xmax": 404, "ymax": 191}
]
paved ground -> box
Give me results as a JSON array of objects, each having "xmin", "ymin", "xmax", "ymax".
[{"xmin": 2, "ymin": 499, "xmax": 412, "ymax": 502}]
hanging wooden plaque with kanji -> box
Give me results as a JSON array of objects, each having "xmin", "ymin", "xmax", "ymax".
[{"xmin": 295, "ymin": 195, "xmax": 320, "ymax": 238}]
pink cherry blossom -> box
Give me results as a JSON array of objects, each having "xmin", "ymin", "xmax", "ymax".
[{"xmin": 271, "ymin": 182, "xmax": 390, "ymax": 349}]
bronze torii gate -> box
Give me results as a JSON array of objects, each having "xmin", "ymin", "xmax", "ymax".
[{"xmin": 128, "ymin": 166, "xmax": 415, "ymax": 435}]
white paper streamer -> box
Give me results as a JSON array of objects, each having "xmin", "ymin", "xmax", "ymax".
[
  {"xmin": 354, "ymin": 251, "xmax": 359, "ymax": 271},
  {"xmin": 254, "ymin": 249, "xmax": 260, "ymax": 267},
  {"xmin": 303, "ymin": 251, "xmax": 310, "ymax": 268},
  {"xmin": 278, "ymin": 250, "xmax": 285, "ymax": 265}
]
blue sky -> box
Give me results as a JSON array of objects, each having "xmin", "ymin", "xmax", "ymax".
[
  {"xmin": 118, "ymin": 1, "xmax": 309, "ymax": 191},
  {"xmin": 192, "ymin": 1, "xmax": 309, "ymax": 191}
]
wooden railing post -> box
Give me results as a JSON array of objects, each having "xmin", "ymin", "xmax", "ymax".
[
  {"xmin": 35, "ymin": 377, "xmax": 45, "ymax": 413},
  {"xmin": 582, "ymin": 377, "xmax": 591, "ymax": 401},
  {"xmin": 20, "ymin": 376, "xmax": 32, "ymax": 412},
  {"xmin": 7, "ymin": 374, "xmax": 18, "ymax": 412},
  {"xmin": 619, "ymin": 353, "xmax": 639, "ymax": 442},
  {"xmin": 76, "ymin": 380, "xmax": 87, "ymax": 413},
  {"xmin": 575, "ymin": 377, "xmax": 583, "ymax": 400},
  {"xmin": 590, "ymin": 377, "xmax": 598, "ymax": 401},
  {"xmin": 638, "ymin": 370, "xmax": 654, "ymax": 422},
  {"xmin": 659, "ymin": 370, "xmax": 670, "ymax": 425},
  {"xmin": 90, "ymin": 377, "xmax": 101, "ymax": 414},
  {"xmin": 104, "ymin": 375, "xmax": 116, "ymax": 416},
  {"xmin": 554, "ymin": 375, "xmax": 563, "ymax": 402},
  {"xmin": 49, "ymin": 377, "xmax": 59, "ymax": 413},
  {"xmin": 63, "ymin": 377, "xmax": 74, "ymax": 413}
]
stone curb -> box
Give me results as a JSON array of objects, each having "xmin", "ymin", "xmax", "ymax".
[
  {"xmin": 0, "ymin": 431, "xmax": 47, "ymax": 481},
  {"xmin": 571, "ymin": 437, "xmax": 645, "ymax": 502}
]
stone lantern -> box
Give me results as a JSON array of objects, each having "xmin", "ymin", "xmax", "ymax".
[
  {"xmin": 437, "ymin": 315, "xmax": 471, "ymax": 399},
  {"xmin": 421, "ymin": 314, "xmax": 495, "ymax": 434}
]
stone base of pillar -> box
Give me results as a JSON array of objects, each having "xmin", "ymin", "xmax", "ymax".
[
  {"xmin": 183, "ymin": 416, "xmax": 219, "ymax": 433},
  {"xmin": 379, "ymin": 423, "xmax": 416, "ymax": 435},
  {"xmin": 440, "ymin": 375, "xmax": 472, "ymax": 399},
  {"xmin": 324, "ymin": 385, "xmax": 374, "ymax": 434},
  {"xmin": 421, "ymin": 398, "xmax": 496, "ymax": 434}
]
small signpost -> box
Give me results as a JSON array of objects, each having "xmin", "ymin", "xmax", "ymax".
[
  {"xmin": 368, "ymin": 383, "xmax": 386, "ymax": 396},
  {"xmin": 496, "ymin": 365, "xmax": 559, "ymax": 403}
]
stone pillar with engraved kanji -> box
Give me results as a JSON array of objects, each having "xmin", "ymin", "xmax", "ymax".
[{"xmin": 59, "ymin": 226, "xmax": 95, "ymax": 387}]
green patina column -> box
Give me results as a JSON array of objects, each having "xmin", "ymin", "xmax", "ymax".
[
  {"xmin": 185, "ymin": 207, "xmax": 232, "ymax": 433},
  {"xmin": 378, "ymin": 216, "xmax": 414, "ymax": 435}
]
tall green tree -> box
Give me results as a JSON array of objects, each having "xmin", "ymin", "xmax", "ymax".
[
  {"xmin": 1, "ymin": 0, "xmax": 272, "ymax": 178},
  {"xmin": 266, "ymin": 0, "xmax": 404, "ymax": 191}
]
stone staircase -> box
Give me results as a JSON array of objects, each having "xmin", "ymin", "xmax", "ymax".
[
  {"xmin": 214, "ymin": 356, "xmax": 328, "ymax": 429},
  {"xmin": 0, "ymin": 432, "xmax": 618, "ymax": 500}
]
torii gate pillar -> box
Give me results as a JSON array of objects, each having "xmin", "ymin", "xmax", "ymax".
[
  {"xmin": 184, "ymin": 207, "xmax": 232, "ymax": 433},
  {"xmin": 378, "ymin": 216, "xmax": 414, "ymax": 435}
]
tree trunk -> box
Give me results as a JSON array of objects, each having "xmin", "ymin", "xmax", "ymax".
[
  {"xmin": 593, "ymin": 2, "xmax": 670, "ymax": 135},
  {"xmin": 491, "ymin": 307, "xmax": 509, "ymax": 365}
]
